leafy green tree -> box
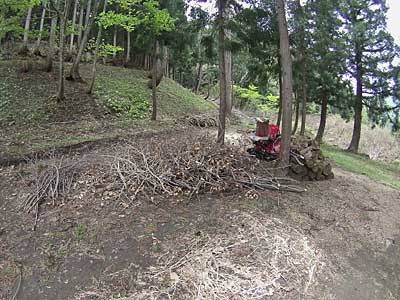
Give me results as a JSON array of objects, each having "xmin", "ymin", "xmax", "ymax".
[{"xmin": 339, "ymin": 0, "xmax": 400, "ymax": 152}]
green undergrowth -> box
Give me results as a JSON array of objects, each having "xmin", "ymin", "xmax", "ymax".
[
  {"xmin": 0, "ymin": 60, "xmax": 214, "ymax": 159},
  {"xmin": 322, "ymin": 144, "xmax": 400, "ymax": 190}
]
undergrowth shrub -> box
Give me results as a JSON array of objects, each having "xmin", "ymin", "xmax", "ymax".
[{"xmin": 233, "ymin": 85, "xmax": 278, "ymax": 112}]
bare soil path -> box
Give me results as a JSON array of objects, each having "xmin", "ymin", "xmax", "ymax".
[{"xmin": 1, "ymin": 133, "xmax": 399, "ymax": 300}]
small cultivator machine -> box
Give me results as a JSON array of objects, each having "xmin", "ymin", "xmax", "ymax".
[
  {"xmin": 247, "ymin": 118, "xmax": 334, "ymax": 180},
  {"xmin": 247, "ymin": 118, "xmax": 283, "ymax": 161}
]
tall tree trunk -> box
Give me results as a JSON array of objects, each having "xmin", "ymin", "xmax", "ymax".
[
  {"xmin": 298, "ymin": 0, "xmax": 308, "ymax": 136},
  {"xmin": 57, "ymin": 0, "xmax": 72, "ymax": 101},
  {"xmin": 88, "ymin": 0, "xmax": 107, "ymax": 94},
  {"xmin": 84, "ymin": 0, "xmax": 92, "ymax": 30},
  {"xmin": 112, "ymin": 27, "xmax": 117, "ymax": 59},
  {"xmin": 151, "ymin": 38, "xmax": 159, "ymax": 121},
  {"xmin": 34, "ymin": 7, "xmax": 46, "ymax": 54},
  {"xmin": 315, "ymin": 90, "xmax": 328, "ymax": 143},
  {"xmin": 68, "ymin": 0, "xmax": 100, "ymax": 81},
  {"xmin": 217, "ymin": 0, "xmax": 227, "ymax": 145},
  {"xmin": 292, "ymin": 92, "xmax": 300, "ymax": 135},
  {"xmin": 193, "ymin": 63, "xmax": 203, "ymax": 94},
  {"xmin": 277, "ymin": 72, "xmax": 282, "ymax": 126},
  {"xmin": 77, "ymin": 3, "xmax": 84, "ymax": 47},
  {"xmin": 69, "ymin": 0, "xmax": 78, "ymax": 52},
  {"xmin": 125, "ymin": 31, "xmax": 131, "ymax": 65},
  {"xmin": 276, "ymin": 0, "xmax": 293, "ymax": 169},
  {"xmin": 46, "ymin": 9, "xmax": 58, "ymax": 72},
  {"xmin": 205, "ymin": 76, "xmax": 212, "ymax": 100},
  {"xmin": 21, "ymin": 6, "xmax": 33, "ymax": 54},
  {"xmin": 348, "ymin": 46, "xmax": 363, "ymax": 152},
  {"xmin": 162, "ymin": 46, "xmax": 168, "ymax": 74},
  {"xmin": 225, "ymin": 30, "xmax": 232, "ymax": 117}
]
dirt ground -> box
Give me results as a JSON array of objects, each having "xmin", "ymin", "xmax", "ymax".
[{"xmin": 1, "ymin": 131, "xmax": 399, "ymax": 300}]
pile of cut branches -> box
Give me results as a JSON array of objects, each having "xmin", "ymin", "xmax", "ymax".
[
  {"xmin": 179, "ymin": 114, "xmax": 218, "ymax": 127},
  {"xmin": 21, "ymin": 158, "xmax": 84, "ymax": 213},
  {"xmin": 110, "ymin": 134, "xmax": 305, "ymax": 200}
]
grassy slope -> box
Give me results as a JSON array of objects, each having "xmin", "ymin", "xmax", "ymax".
[
  {"xmin": 0, "ymin": 60, "xmax": 215, "ymax": 159},
  {"xmin": 322, "ymin": 144, "xmax": 400, "ymax": 190}
]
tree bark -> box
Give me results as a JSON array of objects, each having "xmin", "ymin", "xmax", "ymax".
[
  {"xmin": 151, "ymin": 38, "xmax": 159, "ymax": 121},
  {"xmin": 217, "ymin": 0, "xmax": 227, "ymax": 145},
  {"xmin": 348, "ymin": 45, "xmax": 363, "ymax": 152},
  {"xmin": 225, "ymin": 45, "xmax": 232, "ymax": 116},
  {"xmin": 46, "ymin": 9, "xmax": 58, "ymax": 72},
  {"xmin": 84, "ymin": 0, "xmax": 92, "ymax": 30},
  {"xmin": 125, "ymin": 31, "xmax": 131, "ymax": 65},
  {"xmin": 315, "ymin": 90, "xmax": 328, "ymax": 143},
  {"xmin": 276, "ymin": 0, "xmax": 293, "ymax": 169},
  {"xmin": 57, "ymin": 0, "xmax": 72, "ymax": 101},
  {"xmin": 34, "ymin": 7, "xmax": 46, "ymax": 54},
  {"xmin": 292, "ymin": 92, "xmax": 299, "ymax": 135},
  {"xmin": 77, "ymin": 3, "xmax": 84, "ymax": 47},
  {"xmin": 69, "ymin": 0, "xmax": 78, "ymax": 52},
  {"xmin": 68, "ymin": 0, "xmax": 100, "ymax": 81},
  {"xmin": 21, "ymin": 6, "xmax": 33, "ymax": 54},
  {"xmin": 277, "ymin": 72, "xmax": 282, "ymax": 126},
  {"xmin": 298, "ymin": 0, "xmax": 307, "ymax": 136},
  {"xmin": 193, "ymin": 63, "xmax": 203, "ymax": 94},
  {"xmin": 205, "ymin": 75, "xmax": 212, "ymax": 100},
  {"xmin": 113, "ymin": 27, "xmax": 117, "ymax": 59},
  {"xmin": 277, "ymin": 51, "xmax": 282, "ymax": 126},
  {"xmin": 88, "ymin": 0, "xmax": 107, "ymax": 94}
]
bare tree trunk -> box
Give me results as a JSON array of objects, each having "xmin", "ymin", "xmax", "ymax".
[
  {"xmin": 276, "ymin": 0, "xmax": 293, "ymax": 169},
  {"xmin": 88, "ymin": 0, "xmax": 107, "ymax": 94},
  {"xmin": 217, "ymin": 0, "xmax": 227, "ymax": 145},
  {"xmin": 315, "ymin": 90, "xmax": 328, "ymax": 143},
  {"xmin": 277, "ymin": 73, "xmax": 282, "ymax": 126},
  {"xmin": 162, "ymin": 46, "xmax": 168, "ymax": 74},
  {"xmin": 84, "ymin": 0, "xmax": 92, "ymax": 30},
  {"xmin": 68, "ymin": 0, "xmax": 100, "ymax": 81},
  {"xmin": 46, "ymin": 9, "xmax": 58, "ymax": 72},
  {"xmin": 292, "ymin": 92, "xmax": 299, "ymax": 135},
  {"xmin": 57, "ymin": 0, "xmax": 72, "ymax": 101},
  {"xmin": 298, "ymin": 0, "xmax": 308, "ymax": 136},
  {"xmin": 225, "ymin": 33, "xmax": 232, "ymax": 117},
  {"xmin": 205, "ymin": 76, "xmax": 212, "ymax": 100},
  {"xmin": 69, "ymin": 0, "xmax": 78, "ymax": 52},
  {"xmin": 151, "ymin": 38, "xmax": 159, "ymax": 121},
  {"xmin": 125, "ymin": 31, "xmax": 131, "ymax": 65},
  {"xmin": 77, "ymin": 3, "xmax": 84, "ymax": 47},
  {"xmin": 34, "ymin": 7, "xmax": 46, "ymax": 54},
  {"xmin": 193, "ymin": 63, "xmax": 203, "ymax": 94},
  {"xmin": 21, "ymin": 6, "xmax": 33, "ymax": 54},
  {"xmin": 348, "ymin": 45, "xmax": 363, "ymax": 152},
  {"xmin": 112, "ymin": 27, "xmax": 117, "ymax": 59}
]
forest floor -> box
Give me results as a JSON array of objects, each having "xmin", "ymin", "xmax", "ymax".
[
  {"xmin": 1, "ymin": 61, "xmax": 400, "ymax": 300},
  {"xmin": 1, "ymin": 127, "xmax": 400, "ymax": 300},
  {"xmin": 0, "ymin": 60, "xmax": 215, "ymax": 162}
]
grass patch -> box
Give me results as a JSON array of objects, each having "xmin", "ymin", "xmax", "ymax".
[
  {"xmin": 0, "ymin": 61, "xmax": 215, "ymax": 159},
  {"xmin": 322, "ymin": 144, "xmax": 400, "ymax": 190}
]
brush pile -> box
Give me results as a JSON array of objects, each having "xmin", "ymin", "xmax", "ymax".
[
  {"xmin": 21, "ymin": 158, "xmax": 84, "ymax": 213},
  {"xmin": 290, "ymin": 136, "xmax": 334, "ymax": 181},
  {"xmin": 179, "ymin": 114, "xmax": 218, "ymax": 127},
  {"xmin": 110, "ymin": 134, "xmax": 305, "ymax": 200}
]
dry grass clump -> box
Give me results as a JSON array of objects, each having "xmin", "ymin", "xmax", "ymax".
[{"xmin": 125, "ymin": 213, "xmax": 326, "ymax": 300}]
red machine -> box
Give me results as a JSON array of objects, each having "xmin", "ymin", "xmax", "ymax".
[{"xmin": 248, "ymin": 119, "xmax": 281, "ymax": 160}]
